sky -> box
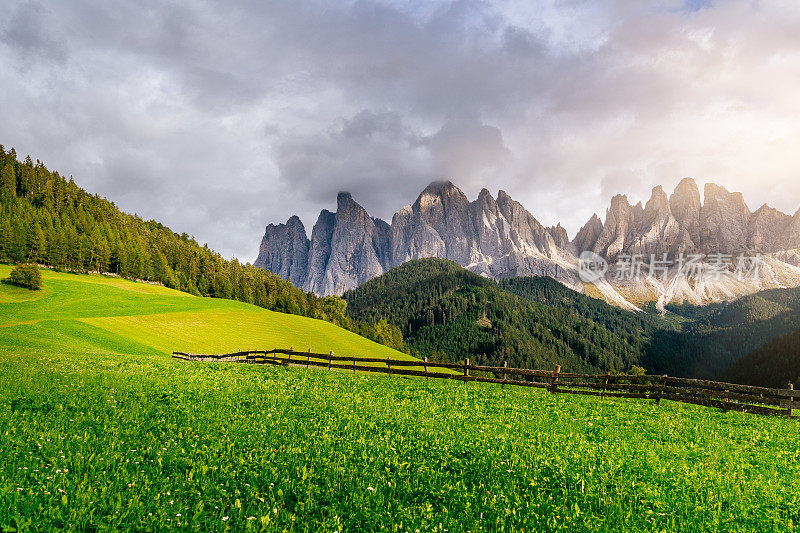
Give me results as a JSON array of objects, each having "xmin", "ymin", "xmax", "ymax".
[{"xmin": 2, "ymin": 0, "xmax": 800, "ymax": 262}]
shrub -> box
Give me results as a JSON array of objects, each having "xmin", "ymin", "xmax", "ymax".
[
  {"xmin": 628, "ymin": 365, "xmax": 647, "ymax": 376},
  {"xmin": 7, "ymin": 263, "xmax": 43, "ymax": 290}
]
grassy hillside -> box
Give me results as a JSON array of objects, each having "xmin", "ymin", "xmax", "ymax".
[
  {"xmin": 0, "ymin": 147, "xmax": 405, "ymax": 353},
  {"xmin": 3, "ymin": 347, "xmax": 799, "ymax": 531},
  {"xmin": 0, "ymin": 264, "xmax": 410, "ymax": 361}
]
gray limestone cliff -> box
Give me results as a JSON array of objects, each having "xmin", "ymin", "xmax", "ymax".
[{"xmin": 255, "ymin": 179, "xmax": 800, "ymax": 302}]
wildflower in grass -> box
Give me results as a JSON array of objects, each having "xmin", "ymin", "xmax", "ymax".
[{"xmin": 222, "ymin": 516, "xmax": 229, "ymax": 521}]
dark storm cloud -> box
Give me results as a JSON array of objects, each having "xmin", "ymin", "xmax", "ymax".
[{"xmin": 2, "ymin": 0, "xmax": 800, "ymax": 261}]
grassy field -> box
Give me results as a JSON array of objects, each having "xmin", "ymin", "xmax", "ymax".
[
  {"xmin": 2, "ymin": 266, "xmax": 800, "ymax": 531},
  {"xmin": 2, "ymin": 351, "xmax": 799, "ymax": 532},
  {"xmin": 0, "ymin": 265, "xmax": 411, "ymax": 360}
]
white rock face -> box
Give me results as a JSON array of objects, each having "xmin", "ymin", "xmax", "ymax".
[{"xmin": 254, "ymin": 179, "xmax": 800, "ymax": 309}]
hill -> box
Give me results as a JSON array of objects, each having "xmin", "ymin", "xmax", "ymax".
[
  {"xmin": 500, "ymin": 275, "xmax": 800, "ymax": 382},
  {"xmin": 0, "ymin": 264, "xmax": 411, "ymax": 362},
  {"xmin": 648, "ymin": 288, "xmax": 800, "ymax": 379},
  {"xmin": 722, "ymin": 327, "xmax": 800, "ymax": 388},
  {"xmin": 342, "ymin": 257, "xmax": 800, "ymax": 384},
  {"xmin": 343, "ymin": 258, "xmax": 653, "ymax": 372},
  {"xmin": 0, "ymin": 146, "xmax": 402, "ymax": 351}
]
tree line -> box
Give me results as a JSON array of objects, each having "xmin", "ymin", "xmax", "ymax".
[
  {"xmin": 343, "ymin": 258, "xmax": 656, "ymax": 373},
  {"xmin": 0, "ymin": 145, "xmax": 403, "ymax": 351}
]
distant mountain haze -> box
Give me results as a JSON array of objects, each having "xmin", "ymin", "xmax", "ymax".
[{"xmin": 255, "ymin": 179, "xmax": 800, "ymax": 308}]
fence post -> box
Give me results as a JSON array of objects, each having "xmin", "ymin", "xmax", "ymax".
[
  {"xmin": 502, "ymin": 361, "xmax": 507, "ymax": 389},
  {"xmin": 306, "ymin": 348, "xmax": 311, "ymax": 369},
  {"xmin": 352, "ymin": 355, "xmax": 356, "ymax": 373},
  {"xmin": 424, "ymin": 356, "xmax": 429, "ymax": 381},
  {"xmin": 329, "ymin": 351, "xmax": 333, "ymax": 371},
  {"xmin": 387, "ymin": 357, "xmax": 392, "ymax": 376},
  {"xmin": 655, "ymin": 375, "xmax": 667, "ymax": 405},
  {"xmin": 789, "ymin": 383, "xmax": 794, "ymax": 418},
  {"xmin": 287, "ymin": 352, "xmax": 292, "ymax": 366},
  {"xmin": 601, "ymin": 372, "xmax": 609, "ymax": 399},
  {"xmin": 550, "ymin": 365, "xmax": 561, "ymax": 393},
  {"xmin": 465, "ymin": 358, "xmax": 470, "ymax": 378}
]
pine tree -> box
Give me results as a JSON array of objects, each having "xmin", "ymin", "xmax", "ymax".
[
  {"xmin": 1, "ymin": 164, "xmax": 16, "ymax": 200},
  {"xmin": 28, "ymin": 223, "xmax": 46, "ymax": 263},
  {"xmin": 0, "ymin": 217, "xmax": 13, "ymax": 261}
]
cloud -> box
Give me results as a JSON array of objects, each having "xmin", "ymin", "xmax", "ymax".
[
  {"xmin": 274, "ymin": 111, "xmax": 510, "ymax": 220},
  {"xmin": 1, "ymin": 0, "xmax": 799, "ymax": 261},
  {"xmin": 0, "ymin": 1, "xmax": 68, "ymax": 65}
]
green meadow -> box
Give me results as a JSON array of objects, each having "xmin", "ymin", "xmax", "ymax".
[
  {"xmin": 0, "ymin": 265, "xmax": 410, "ymax": 360},
  {"xmin": 1, "ymin": 267, "xmax": 799, "ymax": 532}
]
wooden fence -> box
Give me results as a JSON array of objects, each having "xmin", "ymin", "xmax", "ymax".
[{"xmin": 172, "ymin": 348, "xmax": 798, "ymax": 419}]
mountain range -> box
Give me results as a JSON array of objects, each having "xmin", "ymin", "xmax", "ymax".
[{"xmin": 255, "ymin": 179, "xmax": 800, "ymax": 308}]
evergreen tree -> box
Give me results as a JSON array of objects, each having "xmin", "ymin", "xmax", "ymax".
[
  {"xmin": 28, "ymin": 223, "xmax": 46, "ymax": 263},
  {"xmin": 1, "ymin": 164, "xmax": 15, "ymax": 200}
]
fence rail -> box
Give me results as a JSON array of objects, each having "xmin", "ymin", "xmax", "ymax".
[{"xmin": 172, "ymin": 349, "xmax": 798, "ymax": 419}]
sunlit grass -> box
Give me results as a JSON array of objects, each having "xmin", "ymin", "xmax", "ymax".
[
  {"xmin": 0, "ymin": 264, "xmax": 410, "ymax": 360},
  {"xmin": 1, "ymin": 350, "xmax": 798, "ymax": 532}
]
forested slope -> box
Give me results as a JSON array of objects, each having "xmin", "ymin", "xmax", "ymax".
[
  {"xmin": 0, "ymin": 145, "xmax": 402, "ymax": 349},
  {"xmin": 343, "ymin": 258, "xmax": 652, "ymax": 372},
  {"xmin": 722, "ymin": 326, "xmax": 800, "ymax": 388}
]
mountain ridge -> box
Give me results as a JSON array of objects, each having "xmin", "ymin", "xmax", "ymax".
[{"xmin": 256, "ymin": 179, "xmax": 800, "ymax": 306}]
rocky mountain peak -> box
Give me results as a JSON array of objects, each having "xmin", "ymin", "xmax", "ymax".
[
  {"xmin": 286, "ymin": 214, "xmax": 304, "ymax": 229},
  {"xmin": 645, "ymin": 186, "xmax": 669, "ymax": 211},
  {"xmin": 417, "ymin": 180, "xmax": 467, "ymax": 203},
  {"xmin": 700, "ymin": 183, "xmax": 751, "ymax": 253},
  {"xmin": 258, "ymin": 179, "xmax": 800, "ymax": 304},
  {"xmin": 704, "ymin": 183, "xmax": 749, "ymax": 212},
  {"xmin": 336, "ymin": 191, "xmax": 359, "ymax": 211},
  {"xmin": 671, "ymin": 177, "xmax": 701, "ymax": 206},
  {"xmin": 573, "ymin": 214, "xmax": 603, "ymax": 253},
  {"xmin": 255, "ymin": 215, "xmax": 310, "ymax": 288},
  {"xmin": 748, "ymin": 203, "xmax": 793, "ymax": 252},
  {"xmin": 334, "ymin": 192, "xmax": 375, "ymax": 229},
  {"xmin": 548, "ymin": 223, "xmax": 570, "ymax": 249},
  {"xmin": 592, "ymin": 194, "xmax": 633, "ymax": 258},
  {"xmin": 669, "ymin": 177, "xmax": 702, "ymax": 250},
  {"xmin": 496, "ymin": 190, "xmax": 512, "ymax": 203},
  {"xmin": 609, "ymin": 194, "xmax": 630, "ymax": 211}
]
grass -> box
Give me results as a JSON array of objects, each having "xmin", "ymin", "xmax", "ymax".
[
  {"xmin": 2, "ymin": 352, "xmax": 799, "ymax": 532},
  {"xmin": 2, "ymin": 266, "xmax": 799, "ymax": 531},
  {"xmin": 0, "ymin": 265, "xmax": 412, "ymax": 360}
]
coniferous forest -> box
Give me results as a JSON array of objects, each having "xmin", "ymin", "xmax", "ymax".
[
  {"xmin": 344, "ymin": 257, "xmax": 800, "ymax": 383},
  {"xmin": 343, "ymin": 258, "xmax": 657, "ymax": 373},
  {"xmin": 0, "ymin": 146, "xmax": 404, "ymax": 350}
]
